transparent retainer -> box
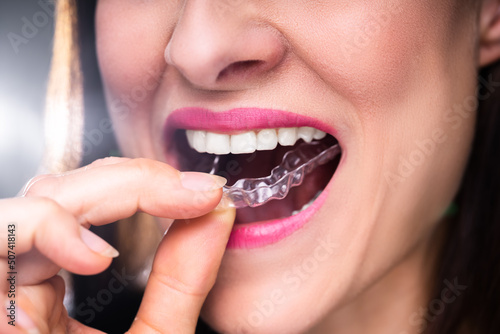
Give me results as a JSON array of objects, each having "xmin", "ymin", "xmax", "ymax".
[{"xmin": 215, "ymin": 141, "xmax": 341, "ymax": 209}]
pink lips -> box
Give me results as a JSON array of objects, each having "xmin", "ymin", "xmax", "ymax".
[
  {"xmin": 164, "ymin": 107, "xmax": 338, "ymax": 249},
  {"xmin": 227, "ymin": 189, "xmax": 330, "ymax": 249},
  {"xmin": 165, "ymin": 107, "xmax": 337, "ymax": 136}
]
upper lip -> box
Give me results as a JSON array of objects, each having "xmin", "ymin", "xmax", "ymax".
[
  {"xmin": 163, "ymin": 107, "xmax": 338, "ymax": 167},
  {"xmin": 165, "ymin": 107, "xmax": 336, "ymax": 133}
]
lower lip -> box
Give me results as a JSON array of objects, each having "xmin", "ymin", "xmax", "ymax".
[{"xmin": 226, "ymin": 186, "xmax": 330, "ymax": 249}]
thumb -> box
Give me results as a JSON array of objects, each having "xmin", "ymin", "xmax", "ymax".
[{"xmin": 128, "ymin": 205, "xmax": 236, "ymax": 334}]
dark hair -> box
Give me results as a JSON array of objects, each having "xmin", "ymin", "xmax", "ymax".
[
  {"xmin": 72, "ymin": 1, "xmax": 500, "ymax": 333},
  {"xmin": 425, "ymin": 63, "xmax": 500, "ymax": 333}
]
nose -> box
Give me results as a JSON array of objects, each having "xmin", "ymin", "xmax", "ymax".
[{"xmin": 165, "ymin": 2, "xmax": 287, "ymax": 90}]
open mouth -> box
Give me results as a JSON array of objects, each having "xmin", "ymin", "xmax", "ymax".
[{"xmin": 172, "ymin": 126, "xmax": 341, "ymax": 225}]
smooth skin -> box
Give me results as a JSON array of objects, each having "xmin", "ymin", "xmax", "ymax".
[
  {"xmin": 5, "ymin": 0, "xmax": 500, "ymax": 334},
  {"xmin": 0, "ymin": 157, "xmax": 235, "ymax": 334},
  {"xmin": 96, "ymin": 0, "xmax": 500, "ymax": 333}
]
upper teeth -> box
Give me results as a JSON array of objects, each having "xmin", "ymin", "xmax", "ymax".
[{"xmin": 186, "ymin": 127, "xmax": 327, "ymax": 154}]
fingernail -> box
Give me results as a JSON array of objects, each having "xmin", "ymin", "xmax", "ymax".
[
  {"xmin": 180, "ymin": 172, "xmax": 227, "ymax": 191},
  {"xmin": 13, "ymin": 304, "xmax": 40, "ymax": 334},
  {"xmin": 80, "ymin": 226, "xmax": 119, "ymax": 258}
]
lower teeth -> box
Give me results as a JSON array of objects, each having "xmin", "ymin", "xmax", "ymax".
[{"xmin": 291, "ymin": 190, "xmax": 322, "ymax": 216}]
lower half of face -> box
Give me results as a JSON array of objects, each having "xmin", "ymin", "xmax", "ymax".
[{"xmin": 96, "ymin": 1, "xmax": 479, "ymax": 332}]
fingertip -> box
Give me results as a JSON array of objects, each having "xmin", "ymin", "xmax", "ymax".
[
  {"xmin": 209, "ymin": 204, "xmax": 237, "ymax": 230},
  {"xmin": 214, "ymin": 193, "xmax": 237, "ymax": 214},
  {"xmin": 35, "ymin": 220, "xmax": 115, "ymax": 276},
  {"xmin": 180, "ymin": 172, "xmax": 227, "ymax": 191},
  {"xmin": 149, "ymin": 185, "xmax": 224, "ymax": 220},
  {"xmin": 79, "ymin": 226, "xmax": 120, "ymax": 258},
  {"xmin": 67, "ymin": 227, "xmax": 117, "ymax": 275}
]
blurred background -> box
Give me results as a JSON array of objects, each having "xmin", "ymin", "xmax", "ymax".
[
  {"xmin": 0, "ymin": 3, "xmax": 145, "ymax": 332},
  {"xmin": 0, "ymin": 0, "xmax": 117, "ymax": 198},
  {"xmin": 0, "ymin": 1, "xmax": 52, "ymax": 198}
]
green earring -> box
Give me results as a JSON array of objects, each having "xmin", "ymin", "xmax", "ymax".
[
  {"xmin": 109, "ymin": 149, "xmax": 122, "ymax": 157},
  {"xmin": 444, "ymin": 202, "xmax": 459, "ymax": 217}
]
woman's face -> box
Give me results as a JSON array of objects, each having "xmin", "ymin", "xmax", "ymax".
[{"xmin": 96, "ymin": 1, "xmax": 479, "ymax": 333}]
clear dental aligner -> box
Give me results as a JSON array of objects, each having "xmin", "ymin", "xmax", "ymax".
[{"xmin": 219, "ymin": 141, "xmax": 341, "ymax": 209}]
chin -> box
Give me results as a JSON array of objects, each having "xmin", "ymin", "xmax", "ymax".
[{"xmin": 201, "ymin": 262, "xmax": 336, "ymax": 334}]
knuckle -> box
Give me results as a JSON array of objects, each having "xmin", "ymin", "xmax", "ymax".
[
  {"xmin": 129, "ymin": 318, "xmax": 163, "ymax": 334},
  {"xmin": 129, "ymin": 158, "xmax": 154, "ymax": 176},
  {"xmin": 29, "ymin": 198, "xmax": 76, "ymax": 259},
  {"xmin": 24, "ymin": 175, "xmax": 58, "ymax": 198},
  {"xmin": 32, "ymin": 197, "xmax": 62, "ymax": 215},
  {"xmin": 129, "ymin": 158, "xmax": 175, "ymax": 176},
  {"xmin": 127, "ymin": 158, "xmax": 169, "ymax": 181},
  {"xmin": 150, "ymin": 270, "xmax": 206, "ymax": 298},
  {"xmin": 87, "ymin": 158, "xmax": 111, "ymax": 169},
  {"xmin": 29, "ymin": 197, "xmax": 69, "ymax": 225},
  {"xmin": 87, "ymin": 156, "xmax": 129, "ymax": 168}
]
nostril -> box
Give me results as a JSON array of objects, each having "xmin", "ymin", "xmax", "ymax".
[{"xmin": 217, "ymin": 60, "xmax": 265, "ymax": 81}]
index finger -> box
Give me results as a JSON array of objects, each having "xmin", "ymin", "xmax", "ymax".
[{"xmin": 24, "ymin": 158, "xmax": 227, "ymax": 226}]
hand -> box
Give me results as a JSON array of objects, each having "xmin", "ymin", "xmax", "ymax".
[{"xmin": 0, "ymin": 157, "xmax": 235, "ymax": 334}]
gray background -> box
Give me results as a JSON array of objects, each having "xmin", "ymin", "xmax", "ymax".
[
  {"xmin": 0, "ymin": 1, "xmax": 53, "ymax": 198},
  {"xmin": 0, "ymin": 1, "xmax": 116, "ymax": 198}
]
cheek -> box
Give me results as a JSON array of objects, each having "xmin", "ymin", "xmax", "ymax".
[
  {"xmin": 286, "ymin": 0, "xmax": 477, "ymax": 278},
  {"xmin": 95, "ymin": 1, "xmax": 174, "ymax": 154},
  {"xmin": 291, "ymin": 1, "xmax": 476, "ymax": 173},
  {"xmin": 96, "ymin": 1, "xmax": 169, "ymax": 94},
  {"xmin": 300, "ymin": 2, "xmax": 450, "ymax": 111},
  {"xmin": 283, "ymin": 1, "xmax": 478, "ymax": 137}
]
